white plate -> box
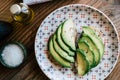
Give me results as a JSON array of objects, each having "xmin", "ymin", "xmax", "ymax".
[{"xmin": 35, "ymin": 4, "xmax": 119, "ymax": 80}]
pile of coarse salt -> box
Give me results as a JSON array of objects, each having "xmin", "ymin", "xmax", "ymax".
[{"xmin": 1, "ymin": 44, "xmax": 24, "ymax": 67}]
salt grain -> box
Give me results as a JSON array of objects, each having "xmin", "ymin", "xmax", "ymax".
[{"xmin": 1, "ymin": 44, "xmax": 24, "ymax": 67}]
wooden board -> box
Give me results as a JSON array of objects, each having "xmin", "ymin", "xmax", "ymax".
[{"xmin": 0, "ymin": 0, "xmax": 120, "ymax": 80}]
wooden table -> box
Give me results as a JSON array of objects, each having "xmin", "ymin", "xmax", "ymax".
[{"xmin": 0, "ymin": 0, "xmax": 120, "ymax": 80}]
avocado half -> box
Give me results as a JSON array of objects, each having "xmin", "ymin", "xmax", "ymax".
[{"xmin": 0, "ymin": 21, "xmax": 13, "ymax": 40}]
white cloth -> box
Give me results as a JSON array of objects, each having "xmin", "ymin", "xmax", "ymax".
[{"xmin": 23, "ymin": 0, "xmax": 52, "ymax": 5}]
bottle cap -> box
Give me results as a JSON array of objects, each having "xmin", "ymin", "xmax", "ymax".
[
  {"xmin": 10, "ymin": 4, "xmax": 21, "ymax": 15},
  {"xmin": 20, "ymin": 3, "xmax": 29, "ymax": 14},
  {"xmin": 20, "ymin": 3, "xmax": 28, "ymax": 9}
]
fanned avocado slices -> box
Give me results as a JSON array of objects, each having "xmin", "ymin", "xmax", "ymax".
[
  {"xmin": 61, "ymin": 19, "xmax": 77, "ymax": 51},
  {"xmin": 48, "ymin": 36, "xmax": 71, "ymax": 68},
  {"xmin": 56, "ymin": 23, "xmax": 75, "ymax": 56},
  {"xmin": 52, "ymin": 34, "xmax": 74, "ymax": 63},
  {"xmin": 48, "ymin": 19, "xmax": 105, "ymax": 76},
  {"xmin": 82, "ymin": 26, "xmax": 104, "ymax": 59}
]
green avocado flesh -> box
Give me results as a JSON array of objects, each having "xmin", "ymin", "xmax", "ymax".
[
  {"xmin": 52, "ymin": 35, "xmax": 74, "ymax": 62},
  {"xmin": 56, "ymin": 24, "xmax": 75, "ymax": 56},
  {"xmin": 48, "ymin": 37, "xmax": 71, "ymax": 68},
  {"xmin": 78, "ymin": 39, "xmax": 95, "ymax": 68},
  {"xmin": 82, "ymin": 26, "xmax": 104, "ymax": 59},
  {"xmin": 76, "ymin": 49, "xmax": 89, "ymax": 76}
]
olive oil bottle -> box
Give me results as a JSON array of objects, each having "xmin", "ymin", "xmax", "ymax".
[{"xmin": 10, "ymin": 3, "xmax": 34, "ymax": 25}]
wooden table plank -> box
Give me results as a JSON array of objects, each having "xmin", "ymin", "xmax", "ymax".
[{"xmin": 0, "ymin": 0, "xmax": 120, "ymax": 80}]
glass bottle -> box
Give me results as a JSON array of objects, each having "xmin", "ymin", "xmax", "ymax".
[{"xmin": 10, "ymin": 3, "xmax": 34, "ymax": 25}]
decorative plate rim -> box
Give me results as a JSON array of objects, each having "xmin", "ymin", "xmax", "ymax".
[{"xmin": 34, "ymin": 4, "xmax": 119, "ymax": 79}]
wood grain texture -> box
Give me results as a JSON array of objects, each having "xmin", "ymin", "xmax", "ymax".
[{"xmin": 0, "ymin": 0, "xmax": 119, "ymax": 80}]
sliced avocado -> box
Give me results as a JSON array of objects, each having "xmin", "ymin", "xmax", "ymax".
[
  {"xmin": 78, "ymin": 39, "xmax": 95, "ymax": 68},
  {"xmin": 61, "ymin": 19, "xmax": 77, "ymax": 51},
  {"xmin": 82, "ymin": 26, "xmax": 104, "ymax": 59},
  {"xmin": 48, "ymin": 36, "xmax": 71, "ymax": 68},
  {"xmin": 52, "ymin": 34, "xmax": 74, "ymax": 63},
  {"xmin": 76, "ymin": 49, "xmax": 90, "ymax": 76},
  {"xmin": 56, "ymin": 24, "xmax": 75, "ymax": 56},
  {"xmin": 82, "ymin": 37, "xmax": 100, "ymax": 66}
]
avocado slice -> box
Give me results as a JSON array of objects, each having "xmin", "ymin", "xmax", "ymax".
[
  {"xmin": 78, "ymin": 39, "xmax": 95, "ymax": 68},
  {"xmin": 56, "ymin": 24, "xmax": 75, "ymax": 56},
  {"xmin": 48, "ymin": 36, "xmax": 71, "ymax": 68},
  {"xmin": 61, "ymin": 19, "xmax": 77, "ymax": 51},
  {"xmin": 76, "ymin": 49, "xmax": 90, "ymax": 76},
  {"xmin": 82, "ymin": 26, "xmax": 104, "ymax": 59},
  {"xmin": 52, "ymin": 34, "xmax": 74, "ymax": 63},
  {"xmin": 82, "ymin": 37, "xmax": 100, "ymax": 66}
]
